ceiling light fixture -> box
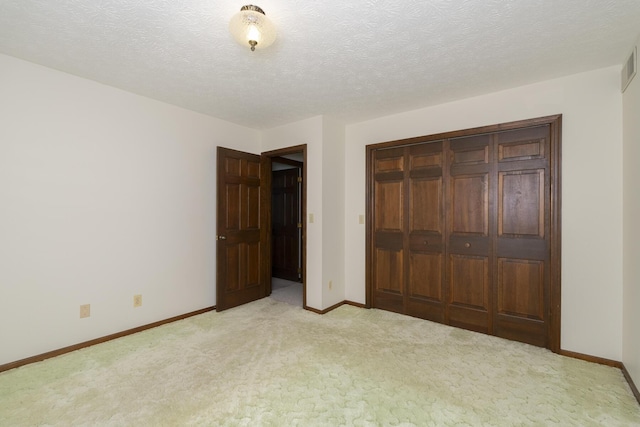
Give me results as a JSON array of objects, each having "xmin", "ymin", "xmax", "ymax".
[{"xmin": 229, "ymin": 5, "xmax": 276, "ymax": 52}]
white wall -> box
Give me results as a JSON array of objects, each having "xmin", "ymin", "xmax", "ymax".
[
  {"xmin": 321, "ymin": 116, "xmax": 345, "ymax": 309},
  {"xmin": 345, "ymin": 66, "xmax": 624, "ymax": 360},
  {"xmin": 0, "ymin": 54, "xmax": 260, "ymax": 365},
  {"xmin": 623, "ymin": 36, "xmax": 640, "ymax": 387}
]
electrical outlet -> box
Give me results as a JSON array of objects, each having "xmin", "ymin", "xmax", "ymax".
[
  {"xmin": 328, "ymin": 280, "xmax": 333, "ymax": 290},
  {"xmin": 359, "ymin": 214, "xmax": 365, "ymax": 225},
  {"xmin": 80, "ymin": 304, "xmax": 90, "ymax": 318},
  {"xmin": 308, "ymin": 213, "xmax": 314, "ymax": 223},
  {"xmin": 133, "ymin": 294, "xmax": 142, "ymax": 308}
]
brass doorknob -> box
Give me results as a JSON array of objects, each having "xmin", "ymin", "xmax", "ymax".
[{"xmin": 464, "ymin": 242, "xmax": 471, "ymax": 248}]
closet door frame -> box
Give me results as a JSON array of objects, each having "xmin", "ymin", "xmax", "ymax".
[{"xmin": 365, "ymin": 114, "xmax": 562, "ymax": 353}]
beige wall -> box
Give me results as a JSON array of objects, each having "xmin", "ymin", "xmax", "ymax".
[
  {"xmin": 0, "ymin": 54, "xmax": 260, "ymax": 365},
  {"xmin": 623, "ymin": 36, "xmax": 640, "ymax": 388},
  {"xmin": 345, "ymin": 66, "xmax": 624, "ymax": 360}
]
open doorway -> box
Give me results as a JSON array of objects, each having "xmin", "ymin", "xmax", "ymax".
[{"xmin": 263, "ymin": 145, "xmax": 306, "ymax": 308}]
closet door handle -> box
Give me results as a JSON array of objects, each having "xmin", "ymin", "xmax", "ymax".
[
  {"xmin": 464, "ymin": 242, "xmax": 471, "ymax": 248},
  {"xmin": 424, "ymin": 240, "xmax": 429, "ymax": 245}
]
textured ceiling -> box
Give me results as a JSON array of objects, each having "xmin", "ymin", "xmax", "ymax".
[{"xmin": 1, "ymin": 1, "xmax": 639, "ymax": 129}]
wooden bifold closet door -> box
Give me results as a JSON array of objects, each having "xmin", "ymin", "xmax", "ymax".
[{"xmin": 367, "ymin": 116, "xmax": 561, "ymax": 351}]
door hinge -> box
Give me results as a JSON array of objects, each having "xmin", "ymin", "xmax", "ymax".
[
  {"xmin": 297, "ymin": 222, "xmax": 302, "ymax": 228},
  {"xmin": 297, "ymin": 267, "xmax": 302, "ymax": 273},
  {"xmin": 297, "ymin": 177, "xmax": 302, "ymax": 183}
]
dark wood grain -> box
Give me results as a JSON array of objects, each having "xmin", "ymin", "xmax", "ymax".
[
  {"xmin": 216, "ymin": 147, "xmax": 266, "ymax": 311},
  {"xmin": 366, "ymin": 115, "xmax": 562, "ymax": 351}
]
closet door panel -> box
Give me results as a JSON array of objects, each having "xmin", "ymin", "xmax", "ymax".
[
  {"xmin": 409, "ymin": 253, "xmax": 442, "ymax": 301},
  {"xmin": 497, "ymin": 258, "xmax": 544, "ymax": 320},
  {"xmin": 497, "ymin": 128, "xmax": 546, "ymax": 162},
  {"xmin": 372, "ymin": 147, "xmax": 406, "ymax": 313},
  {"xmin": 447, "ymin": 135, "xmax": 492, "ymax": 333},
  {"xmin": 375, "ymin": 180, "xmax": 404, "ymax": 231},
  {"xmin": 450, "ymin": 174, "xmax": 489, "ymax": 235},
  {"xmin": 448, "ymin": 254, "xmax": 490, "ymax": 332},
  {"xmin": 410, "ymin": 177, "xmax": 442, "ymax": 233},
  {"xmin": 499, "ymin": 170, "xmax": 545, "ymax": 238},
  {"xmin": 375, "ymin": 247, "xmax": 404, "ymax": 294},
  {"xmin": 494, "ymin": 126, "xmax": 550, "ymax": 347},
  {"xmin": 451, "ymin": 144, "xmax": 489, "ymax": 166},
  {"xmin": 407, "ymin": 143, "xmax": 445, "ymax": 322}
]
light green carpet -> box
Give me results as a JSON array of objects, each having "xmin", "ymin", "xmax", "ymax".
[{"xmin": 1, "ymin": 298, "xmax": 639, "ymax": 426}]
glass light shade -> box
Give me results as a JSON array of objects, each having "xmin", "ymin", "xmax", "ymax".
[{"xmin": 229, "ymin": 5, "xmax": 276, "ymax": 51}]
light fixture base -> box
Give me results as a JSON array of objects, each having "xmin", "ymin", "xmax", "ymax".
[{"xmin": 240, "ymin": 5, "xmax": 265, "ymax": 15}]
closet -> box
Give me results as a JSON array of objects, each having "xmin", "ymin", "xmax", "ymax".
[{"xmin": 366, "ymin": 116, "xmax": 561, "ymax": 351}]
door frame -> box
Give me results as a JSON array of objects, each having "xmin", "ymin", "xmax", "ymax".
[
  {"xmin": 262, "ymin": 144, "xmax": 307, "ymax": 308},
  {"xmin": 365, "ymin": 115, "xmax": 562, "ymax": 353}
]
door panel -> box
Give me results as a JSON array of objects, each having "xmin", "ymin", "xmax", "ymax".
[
  {"xmin": 372, "ymin": 147, "xmax": 406, "ymax": 313},
  {"xmin": 224, "ymin": 238, "xmax": 261, "ymax": 293},
  {"xmin": 375, "ymin": 180, "xmax": 404, "ymax": 231},
  {"xmin": 376, "ymin": 156, "xmax": 404, "ymax": 172},
  {"xmin": 410, "ymin": 178, "xmax": 442, "ymax": 232},
  {"xmin": 447, "ymin": 135, "xmax": 492, "ymax": 332},
  {"xmin": 449, "ymin": 255, "xmax": 490, "ymax": 310},
  {"xmin": 374, "ymin": 246, "xmax": 404, "ymax": 314},
  {"xmin": 409, "ymin": 253, "xmax": 442, "ymax": 301},
  {"xmin": 217, "ymin": 147, "xmax": 266, "ymax": 311},
  {"xmin": 450, "ymin": 174, "xmax": 489, "ymax": 235},
  {"xmin": 494, "ymin": 125, "xmax": 550, "ymax": 346},
  {"xmin": 225, "ymin": 183, "xmax": 241, "ymax": 229},
  {"xmin": 497, "ymin": 258, "xmax": 544, "ymax": 320},
  {"xmin": 498, "ymin": 133, "xmax": 546, "ymax": 162},
  {"xmin": 375, "ymin": 248, "xmax": 404, "ymax": 294},
  {"xmin": 225, "ymin": 245, "xmax": 240, "ymax": 291},
  {"xmin": 246, "ymin": 185, "xmax": 260, "ymax": 228},
  {"xmin": 411, "ymin": 151, "xmax": 442, "ymax": 168},
  {"xmin": 407, "ymin": 142, "xmax": 445, "ymax": 322},
  {"xmin": 499, "ymin": 170, "xmax": 544, "ymax": 238},
  {"xmin": 452, "ymin": 145, "xmax": 489, "ymax": 165},
  {"xmin": 246, "ymin": 240, "xmax": 261, "ymax": 284}
]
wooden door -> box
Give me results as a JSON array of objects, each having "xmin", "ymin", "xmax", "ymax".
[
  {"xmin": 366, "ymin": 115, "xmax": 561, "ymax": 351},
  {"xmin": 272, "ymin": 167, "xmax": 301, "ymax": 281},
  {"xmin": 493, "ymin": 126, "xmax": 551, "ymax": 347},
  {"xmin": 371, "ymin": 146, "xmax": 406, "ymax": 314},
  {"xmin": 407, "ymin": 142, "xmax": 446, "ymax": 322},
  {"xmin": 216, "ymin": 147, "xmax": 267, "ymax": 311},
  {"xmin": 446, "ymin": 134, "xmax": 493, "ymax": 334}
]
